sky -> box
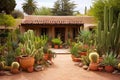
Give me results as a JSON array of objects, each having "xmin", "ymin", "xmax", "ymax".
[{"xmin": 15, "ymin": 0, "xmax": 93, "ymax": 14}]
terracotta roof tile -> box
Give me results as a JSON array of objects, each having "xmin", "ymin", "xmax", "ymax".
[{"xmin": 21, "ymin": 16, "xmax": 95, "ymax": 25}]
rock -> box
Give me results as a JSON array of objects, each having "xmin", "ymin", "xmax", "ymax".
[
  {"xmin": 47, "ymin": 60, "xmax": 53, "ymax": 65},
  {"xmin": 78, "ymin": 63, "xmax": 83, "ymax": 67},
  {"xmin": 34, "ymin": 65, "xmax": 44, "ymax": 72},
  {"xmin": 112, "ymin": 70, "xmax": 118, "ymax": 74},
  {"xmin": 83, "ymin": 65, "xmax": 88, "ymax": 70}
]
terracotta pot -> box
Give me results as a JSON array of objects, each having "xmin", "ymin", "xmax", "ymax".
[
  {"xmin": 59, "ymin": 45, "xmax": 63, "ymax": 49},
  {"xmin": 80, "ymin": 52, "xmax": 87, "ymax": 56},
  {"xmin": 11, "ymin": 68, "xmax": 19, "ymax": 74},
  {"xmin": 27, "ymin": 66, "xmax": 34, "ymax": 72},
  {"xmin": 98, "ymin": 67, "xmax": 104, "ymax": 71},
  {"xmin": 71, "ymin": 55, "xmax": 81, "ymax": 62},
  {"xmin": 105, "ymin": 66, "xmax": 114, "ymax": 72},
  {"xmin": 54, "ymin": 45, "xmax": 59, "ymax": 49},
  {"xmin": 19, "ymin": 56, "xmax": 35, "ymax": 70},
  {"xmin": 43, "ymin": 54, "xmax": 49, "ymax": 60},
  {"xmin": 89, "ymin": 63, "xmax": 98, "ymax": 71},
  {"xmin": 44, "ymin": 54, "xmax": 52, "ymax": 61}
]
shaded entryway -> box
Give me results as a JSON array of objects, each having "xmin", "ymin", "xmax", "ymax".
[{"xmin": 55, "ymin": 28, "xmax": 65, "ymax": 42}]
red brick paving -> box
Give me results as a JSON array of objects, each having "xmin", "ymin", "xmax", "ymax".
[{"xmin": 1, "ymin": 54, "xmax": 120, "ymax": 80}]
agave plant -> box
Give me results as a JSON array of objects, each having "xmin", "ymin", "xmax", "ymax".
[{"xmin": 101, "ymin": 52, "xmax": 118, "ymax": 67}]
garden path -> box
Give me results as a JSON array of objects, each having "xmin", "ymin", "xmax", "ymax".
[{"xmin": 1, "ymin": 54, "xmax": 120, "ymax": 80}]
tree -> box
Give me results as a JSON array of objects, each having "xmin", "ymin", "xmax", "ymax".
[
  {"xmin": 89, "ymin": 0, "xmax": 120, "ymax": 22},
  {"xmin": 0, "ymin": 0, "xmax": 16, "ymax": 14},
  {"xmin": 11, "ymin": 10, "xmax": 24, "ymax": 19},
  {"xmin": 34, "ymin": 7, "xmax": 52, "ymax": 15},
  {"xmin": 84, "ymin": 6, "xmax": 87, "ymax": 15},
  {"xmin": 0, "ymin": 14, "xmax": 15, "ymax": 27},
  {"xmin": 52, "ymin": 0, "xmax": 76, "ymax": 16},
  {"xmin": 22, "ymin": 0, "xmax": 37, "ymax": 15}
]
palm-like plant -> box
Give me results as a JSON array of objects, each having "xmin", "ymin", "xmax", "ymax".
[{"xmin": 22, "ymin": 0, "xmax": 37, "ymax": 15}]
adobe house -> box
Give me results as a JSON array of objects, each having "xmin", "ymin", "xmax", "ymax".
[{"xmin": 20, "ymin": 16, "xmax": 95, "ymax": 42}]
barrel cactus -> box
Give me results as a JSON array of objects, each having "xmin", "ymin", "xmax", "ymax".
[
  {"xmin": 118, "ymin": 63, "xmax": 120, "ymax": 70},
  {"xmin": 11, "ymin": 62, "xmax": 20, "ymax": 69},
  {"xmin": 89, "ymin": 52, "xmax": 99, "ymax": 63}
]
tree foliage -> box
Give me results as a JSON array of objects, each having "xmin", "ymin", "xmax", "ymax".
[
  {"xmin": 11, "ymin": 10, "xmax": 24, "ymax": 19},
  {"xmin": 22, "ymin": 0, "xmax": 37, "ymax": 15},
  {"xmin": 89, "ymin": 0, "xmax": 120, "ymax": 21},
  {"xmin": 0, "ymin": 14, "xmax": 15, "ymax": 27},
  {"xmin": 52, "ymin": 0, "xmax": 76, "ymax": 16},
  {"xmin": 0, "ymin": 0, "xmax": 16, "ymax": 14},
  {"xmin": 34, "ymin": 7, "xmax": 52, "ymax": 15}
]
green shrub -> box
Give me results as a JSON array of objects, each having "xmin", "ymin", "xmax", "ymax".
[
  {"xmin": 0, "ymin": 14, "xmax": 15, "ymax": 26},
  {"xmin": 52, "ymin": 38, "xmax": 62, "ymax": 45}
]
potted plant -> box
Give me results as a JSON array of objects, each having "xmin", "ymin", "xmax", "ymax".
[
  {"xmin": 43, "ymin": 46, "xmax": 56, "ymax": 62},
  {"xmin": 11, "ymin": 62, "xmax": 20, "ymax": 74},
  {"xmin": 47, "ymin": 50, "xmax": 56, "ymax": 61},
  {"xmin": 79, "ymin": 45, "xmax": 88, "ymax": 56},
  {"xmin": 89, "ymin": 52, "xmax": 99, "ymax": 71},
  {"xmin": 52, "ymin": 38, "xmax": 62, "ymax": 49},
  {"xmin": 70, "ymin": 43, "xmax": 80, "ymax": 62},
  {"xmin": 101, "ymin": 52, "xmax": 118, "ymax": 72},
  {"xmin": 18, "ymin": 30, "xmax": 38, "ymax": 72}
]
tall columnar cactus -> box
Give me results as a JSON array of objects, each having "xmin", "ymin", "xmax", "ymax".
[{"xmin": 96, "ymin": 6, "xmax": 120, "ymax": 56}]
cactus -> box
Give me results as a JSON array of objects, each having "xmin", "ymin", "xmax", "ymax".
[
  {"xmin": 96, "ymin": 6, "xmax": 120, "ymax": 56},
  {"xmin": 89, "ymin": 52, "xmax": 99, "ymax": 63},
  {"xmin": 118, "ymin": 63, "xmax": 120, "ymax": 70},
  {"xmin": 11, "ymin": 62, "xmax": 20, "ymax": 69}
]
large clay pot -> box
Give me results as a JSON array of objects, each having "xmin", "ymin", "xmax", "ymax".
[
  {"xmin": 79, "ymin": 52, "xmax": 87, "ymax": 56},
  {"xmin": 44, "ymin": 54, "xmax": 52, "ymax": 61},
  {"xmin": 71, "ymin": 55, "xmax": 81, "ymax": 62},
  {"xmin": 19, "ymin": 56, "xmax": 35, "ymax": 71},
  {"xmin": 105, "ymin": 66, "xmax": 114, "ymax": 72},
  {"xmin": 89, "ymin": 63, "xmax": 98, "ymax": 71},
  {"xmin": 11, "ymin": 68, "xmax": 19, "ymax": 74},
  {"xmin": 43, "ymin": 54, "xmax": 49, "ymax": 60},
  {"xmin": 54, "ymin": 45, "xmax": 59, "ymax": 49}
]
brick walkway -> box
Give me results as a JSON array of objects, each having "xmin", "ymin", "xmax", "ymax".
[{"xmin": 1, "ymin": 54, "xmax": 120, "ymax": 80}]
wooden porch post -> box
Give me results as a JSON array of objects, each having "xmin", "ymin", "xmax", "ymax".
[
  {"xmin": 65, "ymin": 27, "xmax": 68, "ymax": 42},
  {"xmin": 51, "ymin": 26, "xmax": 55, "ymax": 38},
  {"xmin": 19, "ymin": 25, "xmax": 25, "ymax": 33}
]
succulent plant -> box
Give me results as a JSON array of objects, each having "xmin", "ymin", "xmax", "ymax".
[
  {"xmin": 118, "ymin": 63, "xmax": 120, "ymax": 70},
  {"xmin": 101, "ymin": 52, "xmax": 118, "ymax": 67},
  {"xmin": 11, "ymin": 62, "xmax": 20, "ymax": 69},
  {"xmin": 89, "ymin": 52, "xmax": 99, "ymax": 63}
]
